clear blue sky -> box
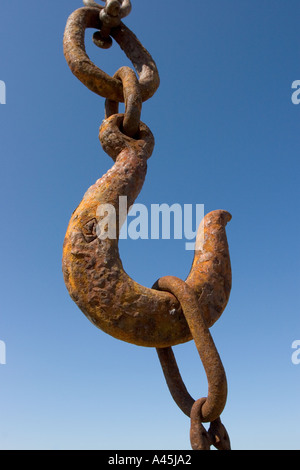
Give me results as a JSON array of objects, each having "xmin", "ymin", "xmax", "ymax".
[{"xmin": 1, "ymin": 0, "xmax": 299, "ymax": 450}]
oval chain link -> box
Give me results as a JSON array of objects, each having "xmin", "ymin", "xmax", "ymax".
[
  {"xmin": 63, "ymin": 6, "xmax": 159, "ymax": 103},
  {"xmin": 105, "ymin": 66, "xmax": 142, "ymax": 138}
]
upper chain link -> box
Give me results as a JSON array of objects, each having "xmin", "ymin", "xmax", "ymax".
[
  {"xmin": 85, "ymin": 1, "xmax": 141, "ymax": 137},
  {"xmin": 72, "ymin": 1, "xmax": 151, "ymax": 139},
  {"xmin": 83, "ymin": 0, "xmax": 132, "ymax": 49},
  {"xmin": 63, "ymin": 7, "xmax": 159, "ymax": 104}
]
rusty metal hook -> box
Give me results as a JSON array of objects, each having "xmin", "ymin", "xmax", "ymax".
[{"xmin": 62, "ymin": 111, "xmax": 232, "ymax": 347}]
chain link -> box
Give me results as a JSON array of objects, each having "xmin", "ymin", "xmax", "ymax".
[
  {"xmin": 190, "ymin": 399, "xmax": 231, "ymax": 450},
  {"xmin": 64, "ymin": 7, "xmax": 160, "ymax": 104},
  {"xmin": 105, "ymin": 66, "xmax": 142, "ymax": 138},
  {"xmin": 83, "ymin": 0, "xmax": 132, "ymax": 49},
  {"xmin": 154, "ymin": 276, "xmax": 231, "ymax": 450},
  {"xmin": 154, "ymin": 276, "xmax": 227, "ymax": 423}
]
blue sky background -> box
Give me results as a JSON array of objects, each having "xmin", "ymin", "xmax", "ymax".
[{"xmin": 1, "ymin": 0, "xmax": 299, "ymax": 450}]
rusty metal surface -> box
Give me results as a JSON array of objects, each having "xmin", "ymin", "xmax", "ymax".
[
  {"xmin": 63, "ymin": 7, "xmax": 160, "ymax": 102},
  {"xmin": 156, "ymin": 347, "xmax": 194, "ymax": 417},
  {"xmin": 190, "ymin": 398, "xmax": 211, "ymax": 450},
  {"xmin": 100, "ymin": 0, "xmax": 132, "ymax": 26},
  {"xmin": 190, "ymin": 401, "xmax": 231, "ymax": 450},
  {"xmin": 154, "ymin": 276, "xmax": 227, "ymax": 423},
  {"xmin": 62, "ymin": 111, "xmax": 232, "ymax": 347},
  {"xmin": 89, "ymin": 0, "xmax": 132, "ymax": 49},
  {"xmin": 62, "ymin": 2, "xmax": 233, "ymax": 449},
  {"xmin": 208, "ymin": 417, "xmax": 231, "ymax": 450},
  {"xmin": 105, "ymin": 66, "xmax": 142, "ymax": 137},
  {"xmin": 157, "ymin": 336, "xmax": 231, "ymax": 449}
]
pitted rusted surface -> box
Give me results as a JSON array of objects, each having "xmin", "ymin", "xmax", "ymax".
[
  {"xmin": 155, "ymin": 276, "xmax": 227, "ymax": 423},
  {"xmin": 63, "ymin": 7, "xmax": 160, "ymax": 102},
  {"xmin": 190, "ymin": 401, "xmax": 231, "ymax": 450},
  {"xmin": 62, "ymin": 115, "xmax": 232, "ymax": 347},
  {"xmin": 105, "ymin": 66, "xmax": 142, "ymax": 137}
]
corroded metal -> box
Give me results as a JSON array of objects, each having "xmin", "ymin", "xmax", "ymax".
[
  {"xmin": 156, "ymin": 347, "xmax": 194, "ymax": 417},
  {"xmin": 105, "ymin": 66, "xmax": 142, "ymax": 137},
  {"xmin": 100, "ymin": 0, "xmax": 132, "ymax": 26},
  {"xmin": 62, "ymin": 2, "xmax": 233, "ymax": 449},
  {"xmin": 63, "ymin": 7, "xmax": 160, "ymax": 102},
  {"xmin": 190, "ymin": 400, "xmax": 231, "ymax": 450},
  {"xmin": 62, "ymin": 114, "xmax": 232, "ymax": 348},
  {"xmin": 84, "ymin": 0, "xmax": 132, "ymax": 49},
  {"xmin": 83, "ymin": 0, "xmax": 131, "ymax": 19},
  {"xmin": 154, "ymin": 276, "xmax": 227, "ymax": 423},
  {"xmin": 207, "ymin": 417, "xmax": 231, "ymax": 450},
  {"xmin": 190, "ymin": 398, "xmax": 211, "ymax": 450}
]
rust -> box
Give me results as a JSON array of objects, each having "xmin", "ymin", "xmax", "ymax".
[
  {"xmin": 208, "ymin": 417, "xmax": 231, "ymax": 450},
  {"xmin": 156, "ymin": 347, "xmax": 194, "ymax": 417},
  {"xmin": 155, "ymin": 277, "xmax": 231, "ymax": 449},
  {"xmin": 154, "ymin": 276, "xmax": 227, "ymax": 423},
  {"xmin": 62, "ymin": 114, "xmax": 232, "ymax": 348},
  {"xmin": 63, "ymin": 7, "xmax": 160, "ymax": 102},
  {"xmin": 105, "ymin": 66, "xmax": 142, "ymax": 138},
  {"xmin": 100, "ymin": 0, "xmax": 132, "ymax": 26},
  {"xmin": 190, "ymin": 401, "xmax": 231, "ymax": 450},
  {"xmin": 190, "ymin": 398, "xmax": 211, "ymax": 450},
  {"xmin": 62, "ymin": 2, "xmax": 233, "ymax": 450},
  {"xmin": 96, "ymin": 0, "xmax": 132, "ymax": 48}
]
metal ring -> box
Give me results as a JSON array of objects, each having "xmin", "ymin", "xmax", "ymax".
[
  {"xmin": 155, "ymin": 276, "xmax": 228, "ymax": 423},
  {"xmin": 82, "ymin": 0, "xmax": 131, "ymax": 18},
  {"xmin": 190, "ymin": 398, "xmax": 211, "ymax": 450},
  {"xmin": 63, "ymin": 7, "xmax": 160, "ymax": 103},
  {"xmin": 105, "ymin": 66, "xmax": 142, "ymax": 137}
]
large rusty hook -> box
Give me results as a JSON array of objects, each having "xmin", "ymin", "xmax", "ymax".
[
  {"xmin": 62, "ymin": 113, "xmax": 232, "ymax": 348},
  {"xmin": 62, "ymin": 5, "xmax": 232, "ymax": 348}
]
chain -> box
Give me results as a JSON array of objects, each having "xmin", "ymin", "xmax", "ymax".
[
  {"xmin": 190, "ymin": 400, "xmax": 231, "ymax": 450},
  {"xmin": 80, "ymin": 1, "xmax": 148, "ymax": 139},
  {"xmin": 154, "ymin": 277, "xmax": 231, "ymax": 450},
  {"xmin": 63, "ymin": 0, "xmax": 232, "ymax": 451}
]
